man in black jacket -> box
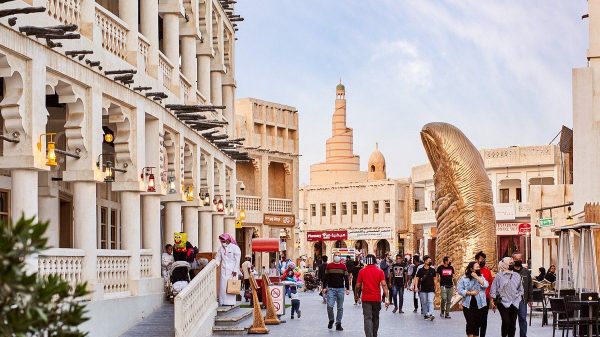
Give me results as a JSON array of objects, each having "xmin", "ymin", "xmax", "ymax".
[
  {"xmin": 512, "ymin": 253, "xmax": 533, "ymax": 337},
  {"xmin": 318, "ymin": 255, "xmax": 328, "ymax": 303}
]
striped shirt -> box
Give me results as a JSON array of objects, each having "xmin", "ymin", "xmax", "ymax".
[
  {"xmin": 323, "ymin": 262, "xmax": 350, "ymax": 290},
  {"xmin": 490, "ymin": 270, "xmax": 524, "ymax": 308}
]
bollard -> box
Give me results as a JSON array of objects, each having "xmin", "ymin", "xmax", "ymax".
[
  {"xmin": 248, "ymin": 274, "xmax": 268, "ymax": 334},
  {"xmin": 261, "ymin": 274, "xmax": 281, "ymax": 325}
]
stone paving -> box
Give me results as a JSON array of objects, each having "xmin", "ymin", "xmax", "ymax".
[{"xmin": 216, "ymin": 290, "xmax": 554, "ymax": 337}]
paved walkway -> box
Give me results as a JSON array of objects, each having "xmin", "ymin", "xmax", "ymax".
[
  {"xmin": 216, "ymin": 290, "xmax": 553, "ymax": 337},
  {"xmin": 120, "ymin": 302, "xmax": 174, "ymax": 337}
]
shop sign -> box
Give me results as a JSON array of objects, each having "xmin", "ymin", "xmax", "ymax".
[
  {"xmin": 307, "ymin": 230, "xmax": 348, "ymax": 241},
  {"xmin": 347, "ymin": 227, "xmax": 393, "ymax": 240},
  {"xmin": 496, "ymin": 222, "xmax": 520, "ymax": 236},
  {"xmin": 495, "ymin": 203, "xmax": 516, "ymax": 221},
  {"xmin": 264, "ymin": 214, "xmax": 295, "ymax": 226},
  {"xmin": 539, "ymin": 218, "xmax": 554, "ymax": 227},
  {"xmin": 518, "ymin": 223, "xmax": 531, "ymax": 235}
]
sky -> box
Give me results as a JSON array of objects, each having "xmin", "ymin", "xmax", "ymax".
[{"xmin": 234, "ymin": 1, "xmax": 588, "ymax": 185}]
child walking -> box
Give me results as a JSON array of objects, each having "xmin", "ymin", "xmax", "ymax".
[{"xmin": 290, "ymin": 285, "xmax": 301, "ymax": 319}]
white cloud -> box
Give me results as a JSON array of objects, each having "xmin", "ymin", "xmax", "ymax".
[{"xmin": 370, "ymin": 40, "xmax": 433, "ymax": 89}]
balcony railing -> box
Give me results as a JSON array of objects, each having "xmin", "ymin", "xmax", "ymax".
[
  {"xmin": 38, "ymin": 248, "xmax": 85, "ymax": 288},
  {"xmin": 95, "ymin": 3, "xmax": 128, "ymax": 61},
  {"xmin": 159, "ymin": 51, "xmax": 174, "ymax": 91},
  {"xmin": 411, "ymin": 210, "xmax": 436, "ymax": 225},
  {"xmin": 495, "ymin": 202, "xmax": 531, "ymax": 220},
  {"xmin": 138, "ymin": 33, "xmax": 150, "ymax": 75},
  {"xmin": 97, "ymin": 249, "xmax": 130, "ymax": 294},
  {"xmin": 179, "ymin": 74, "xmax": 192, "ymax": 104},
  {"xmin": 47, "ymin": 0, "xmax": 81, "ymax": 27},
  {"xmin": 268, "ymin": 198, "xmax": 292, "ymax": 214},
  {"xmin": 140, "ymin": 249, "xmax": 152, "ymax": 278},
  {"xmin": 237, "ymin": 195, "xmax": 261, "ymax": 211}
]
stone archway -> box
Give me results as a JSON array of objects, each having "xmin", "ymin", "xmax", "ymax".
[
  {"xmin": 334, "ymin": 240, "xmax": 347, "ymax": 249},
  {"xmin": 376, "ymin": 239, "xmax": 390, "ymax": 258},
  {"xmin": 314, "ymin": 241, "xmax": 325, "ymax": 262},
  {"xmin": 355, "ymin": 240, "xmax": 368, "ymax": 255}
]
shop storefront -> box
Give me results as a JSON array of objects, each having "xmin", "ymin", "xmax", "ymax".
[{"xmin": 496, "ymin": 222, "xmax": 531, "ymax": 263}]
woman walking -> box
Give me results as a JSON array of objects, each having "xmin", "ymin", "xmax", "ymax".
[
  {"xmin": 490, "ymin": 257, "xmax": 523, "ymax": 337},
  {"xmin": 457, "ymin": 261, "xmax": 489, "ymax": 337}
]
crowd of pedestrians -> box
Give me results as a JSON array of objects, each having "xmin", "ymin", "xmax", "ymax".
[{"xmin": 312, "ymin": 250, "xmax": 535, "ymax": 337}]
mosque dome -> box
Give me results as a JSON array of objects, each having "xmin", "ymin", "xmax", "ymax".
[
  {"xmin": 336, "ymin": 83, "xmax": 345, "ymax": 91},
  {"xmin": 368, "ymin": 143, "xmax": 386, "ymax": 180}
]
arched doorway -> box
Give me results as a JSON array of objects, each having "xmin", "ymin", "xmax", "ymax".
[
  {"xmin": 376, "ymin": 239, "xmax": 390, "ymax": 257},
  {"xmin": 314, "ymin": 241, "xmax": 325, "ymax": 262},
  {"xmin": 334, "ymin": 240, "xmax": 347, "ymax": 248},
  {"xmin": 355, "ymin": 240, "xmax": 368, "ymax": 255}
]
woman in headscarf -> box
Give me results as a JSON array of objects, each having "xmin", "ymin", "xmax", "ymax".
[
  {"xmin": 490, "ymin": 257, "xmax": 523, "ymax": 337},
  {"xmin": 215, "ymin": 233, "xmax": 241, "ymax": 306}
]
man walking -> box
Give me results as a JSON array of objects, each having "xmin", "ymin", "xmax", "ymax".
[
  {"xmin": 408, "ymin": 255, "xmax": 421, "ymax": 313},
  {"xmin": 389, "ymin": 254, "xmax": 407, "ymax": 313},
  {"xmin": 437, "ymin": 256, "xmax": 455, "ymax": 319},
  {"xmin": 241, "ymin": 255, "xmax": 253, "ymax": 301},
  {"xmin": 355, "ymin": 254, "xmax": 389, "ymax": 337},
  {"xmin": 512, "ymin": 253, "xmax": 532, "ymax": 337},
  {"xmin": 476, "ymin": 251, "xmax": 494, "ymax": 337},
  {"xmin": 323, "ymin": 252, "xmax": 350, "ymax": 331},
  {"xmin": 413, "ymin": 255, "xmax": 437, "ymax": 321}
]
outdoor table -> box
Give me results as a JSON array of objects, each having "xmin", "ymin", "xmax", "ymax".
[
  {"xmin": 542, "ymin": 291, "xmax": 557, "ymax": 326},
  {"xmin": 569, "ymin": 300, "xmax": 597, "ymax": 337}
]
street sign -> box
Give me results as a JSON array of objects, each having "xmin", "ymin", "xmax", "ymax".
[
  {"xmin": 235, "ymin": 220, "xmax": 242, "ymax": 229},
  {"xmin": 518, "ymin": 223, "xmax": 531, "ymax": 235},
  {"xmin": 539, "ymin": 218, "xmax": 554, "ymax": 227},
  {"xmin": 269, "ymin": 285, "xmax": 285, "ymax": 315}
]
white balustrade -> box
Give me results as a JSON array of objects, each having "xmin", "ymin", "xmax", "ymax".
[
  {"xmin": 138, "ymin": 33, "xmax": 150, "ymax": 75},
  {"xmin": 38, "ymin": 248, "xmax": 85, "ymax": 287},
  {"xmin": 237, "ymin": 195, "xmax": 261, "ymax": 211},
  {"xmin": 95, "ymin": 4, "xmax": 129, "ymax": 60},
  {"xmin": 140, "ymin": 249, "xmax": 152, "ymax": 278},
  {"xmin": 174, "ymin": 260, "xmax": 218, "ymax": 337},
  {"xmin": 97, "ymin": 249, "xmax": 130, "ymax": 294},
  {"xmin": 179, "ymin": 74, "xmax": 192, "ymax": 104},
  {"xmin": 46, "ymin": 0, "xmax": 81, "ymax": 27},
  {"xmin": 159, "ymin": 51, "xmax": 174, "ymax": 91},
  {"xmin": 268, "ymin": 198, "xmax": 292, "ymax": 214}
]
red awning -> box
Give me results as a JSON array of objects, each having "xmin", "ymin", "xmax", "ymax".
[{"xmin": 251, "ymin": 238, "xmax": 280, "ymax": 252}]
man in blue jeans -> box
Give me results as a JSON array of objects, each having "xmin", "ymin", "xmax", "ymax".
[
  {"xmin": 512, "ymin": 253, "xmax": 532, "ymax": 337},
  {"xmin": 413, "ymin": 255, "xmax": 437, "ymax": 321},
  {"xmin": 322, "ymin": 252, "xmax": 350, "ymax": 331},
  {"xmin": 389, "ymin": 254, "xmax": 407, "ymax": 313}
]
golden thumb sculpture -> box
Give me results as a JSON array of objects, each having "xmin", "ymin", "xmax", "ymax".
[{"xmin": 420, "ymin": 122, "xmax": 497, "ymax": 272}]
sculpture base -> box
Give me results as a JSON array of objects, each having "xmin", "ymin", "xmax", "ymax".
[
  {"xmin": 264, "ymin": 317, "xmax": 281, "ymax": 325},
  {"xmin": 248, "ymin": 327, "xmax": 269, "ymax": 334}
]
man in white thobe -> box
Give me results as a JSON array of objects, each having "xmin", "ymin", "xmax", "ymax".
[{"xmin": 215, "ymin": 233, "xmax": 241, "ymax": 306}]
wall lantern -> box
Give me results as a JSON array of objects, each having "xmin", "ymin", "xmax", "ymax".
[
  {"xmin": 141, "ymin": 167, "xmax": 156, "ymax": 192},
  {"xmin": 200, "ymin": 187, "xmax": 210, "ymax": 206},
  {"xmin": 239, "ymin": 209, "xmax": 246, "ymax": 221},
  {"xmin": 97, "ymin": 154, "xmax": 127, "ymax": 183},
  {"xmin": 38, "ymin": 133, "xmax": 81, "ymax": 167},
  {"xmin": 102, "ymin": 126, "xmax": 114, "ymax": 144},
  {"xmin": 214, "ymin": 194, "xmax": 224, "ymax": 212},
  {"xmin": 226, "ymin": 202, "xmax": 235, "ymax": 216},
  {"xmin": 166, "ymin": 171, "xmax": 177, "ymax": 194},
  {"xmin": 184, "ymin": 185, "xmax": 194, "ymax": 202}
]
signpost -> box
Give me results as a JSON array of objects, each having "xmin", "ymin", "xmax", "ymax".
[
  {"xmin": 539, "ymin": 218, "xmax": 554, "ymax": 227},
  {"xmin": 269, "ymin": 284, "xmax": 285, "ymax": 315}
]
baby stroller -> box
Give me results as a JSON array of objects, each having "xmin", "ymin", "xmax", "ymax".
[
  {"xmin": 166, "ymin": 261, "xmax": 191, "ymax": 301},
  {"xmin": 303, "ymin": 271, "xmax": 318, "ymax": 292}
]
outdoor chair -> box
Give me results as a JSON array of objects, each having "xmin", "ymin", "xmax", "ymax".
[
  {"xmin": 549, "ymin": 297, "xmax": 578, "ymax": 337},
  {"xmin": 530, "ymin": 288, "xmax": 547, "ymax": 326}
]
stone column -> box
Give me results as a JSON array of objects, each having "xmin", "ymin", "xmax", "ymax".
[
  {"xmin": 140, "ymin": 0, "xmax": 159, "ymax": 77},
  {"xmin": 142, "ymin": 194, "xmax": 162, "ymax": 278},
  {"xmin": 183, "ymin": 206, "xmax": 199, "ymax": 247},
  {"xmin": 118, "ymin": 0, "xmax": 139, "ymax": 65},
  {"xmin": 197, "ymin": 54, "xmax": 211, "ymax": 101},
  {"xmin": 224, "ymin": 216, "xmax": 235, "ymax": 238},
  {"xmin": 11, "ymin": 169, "xmax": 38, "ymax": 221},
  {"xmin": 222, "ymin": 81, "xmax": 235, "ymax": 137},
  {"xmin": 164, "ymin": 201, "xmax": 182, "ymax": 244},
  {"xmin": 210, "ymin": 69, "xmax": 223, "ymax": 107},
  {"xmin": 199, "ymin": 208, "xmax": 213, "ymax": 253},
  {"xmin": 181, "ymin": 36, "xmax": 197, "ymax": 87},
  {"xmin": 162, "ymin": 13, "xmax": 180, "ymax": 66},
  {"xmin": 72, "ymin": 181, "xmax": 98, "ymax": 293},
  {"xmin": 212, "ymin": 213, "xmax": 224, "ymax": 250},
  {"xmin": 38, "ymin": 195, "xmax": 59, "ymax": 247},
  {"xmin": 121, "ymin": 191, "xmax": 141, "ymax": 293}
]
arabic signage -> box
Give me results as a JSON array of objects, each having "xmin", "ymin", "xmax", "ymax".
[
  {"xmin": 306, "ymin": 230, "xmax": 348, "ymax": 241},
  {"xmin": 495, "ymin": 203, "xmax": 517, "ymax": 221},
  {"xmin": 347, "ymin": 227, "xmax": 393, "ymax": 240},
  {"xmin": 496, "ymin": 222, "xmax": 531, "ymax": 236},
  {"xmin": 264, "ymin": 214, "xmax": 295, "ymax": 226}
]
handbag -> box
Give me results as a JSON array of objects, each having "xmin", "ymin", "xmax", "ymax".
[
  {"xmin": 226, "ymin": 278, "xmax": 241, "ymax": 295},
  {"xmin": 451, "ymin": 293, "xmax": 464, "ymax": 308}
]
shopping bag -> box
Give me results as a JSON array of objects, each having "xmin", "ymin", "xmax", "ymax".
[
  {"xmin": 227, "ymin": 278, "xmax": 241, "ymax": 295},
  {"xmin": 450, "ymin": 293, "xmax": 464, "ymax": 308}
]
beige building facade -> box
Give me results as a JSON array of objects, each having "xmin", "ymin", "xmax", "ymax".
[
  {"xmin": 0, "ymin": 0, "xmax": 240, "ymax": 335},
  {"xmin": 234, "ymin": 98, "xmax": 299, "ymax": 269},
  {"xmin": 411, "ymin": 145, "xmax": 567, "ymax": 268},
  {"xmin": 300, "ymin": 84, "xmax": 411, "ymax": 262}
]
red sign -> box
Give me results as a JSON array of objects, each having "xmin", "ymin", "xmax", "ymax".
[
  {"xmin": 307, "ymin": 230, "xmax": 348, "ymax": 241},
  {"xmin": 518, "ymin": 223, "xmax": 531, "ymax": 235}
]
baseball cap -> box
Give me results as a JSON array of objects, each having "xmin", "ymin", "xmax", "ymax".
[{"xmin": 365, "ymin": 254, "xmax": 377, "ymax": 265}]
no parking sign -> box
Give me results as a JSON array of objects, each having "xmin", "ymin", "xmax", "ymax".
[{"xmin": 269, "ymin": 284, "xmax": 285, "ymax": 315}]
